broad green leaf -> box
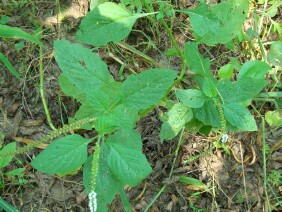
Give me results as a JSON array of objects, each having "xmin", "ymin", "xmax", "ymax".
[
  {"xmin": 54, "ymin": 40, "xmax": 116, "ymax": 95},
  {"xmin": 59, "ymin": 74, "xmax": 85, "ymax": 102},
  {"xmin": 90, "ymin": 0, "xmax": 109, "ymax": 10},
  {"xmin": 0, "ymin": 24, "xmax": 42, "ymax": 45},
  {"xmin": 217, "ymin": 79, "xmax": 240, "ymax": 103},
  {"xmin": 107, "ymin": 133, "xmax": 152, "ymax": 186},
  {"xmin": 83, "ymin": 143, "xmax": 127, "ymax": 212},
  {"xmin": 160, "ymin": 103, "xmax": 193, "ymax": 141},
  {"xmin": 226, "ymin": 121, "xmax": 240, "ymax": 131},
  {"xmin": 194, "ymin": 100, "xmax": 221, "ymax": 127},
  {"xmin": 110, "ymin": 105, "xmax": 139, "ymax": 130},
  {"xmin": 184, "ymin": 4, "xmax": 219, "ymax": 38},
  {"xmin": 95, "ymin": 105, "xmax": 138, "ymax": 134},
  {"xmin": 265, "ymin": 110, "xmax": 282, "ymax": 127},
  {"xmin": 121, "ymin": 68, "xmax": 177, "ymax": 110},
  {"xmin": 68, "ymin": 85, "xmax": 118, "ymax": 130},
  {"xmin": 182, "ymin": 0, "xmax": 249, "ymax": 45},
  {"xmin": 218, "ymin": 64, "xmax": 233, "ymax": 79},
  {"xmin": 236, "ymin": 77, "xmax": 267, "ymax": 101},
  {"xmin": 185, "ymin": 117, "xmax": 205, "ymax": 133},
  {"xmin": 31, "ymin": 134, "xmax": 91, "ymax": 175},
  {"xmin": 84, "ymin": 130, "xmax": 141, "ymax": 210},
  {"xmin": 202, "ymin": 79, "xmax": 217, "ymax": 98},
  {"xmin": 199, "ymin": 125, "xmax": 212, "ymax": 136},
  {"xmin": 107, "ymin": 129, "xmax": 142, "ymax": 150},
  {"xmin": 0, "ymin": 53, "xmax": 20, "ymax": 79},
  {"xmin": 222, "ymin": 103, "xmax": 257, "ymax": 131},
  {"xmin": 184, "ymin": 42, "xmax": 211, "ymax": 77},
  {"xmin": 211, "ymin": 0, "xmax": 249, "ymax": 43},
  {"xmin": 217, "ymin": 78, "xmax": 267, "ymax": 104},
  {"xmin": 0, "ymin": 142, "xmax": 16, "ymax": 169},
  {"xmin": 69, "ymin": 102, "xmax": 98, "ymax": 130},
  {"xmin": 5, "ymin": 168, "xmax": 25, "ymax": 177},
  {"xmin": 176, "ymin": 89, "xmax": 206, "ymax": 108},
  {"xmin": 95, "ymin": 114, "xmax": 119, "ymax": 134},
  {"xmin": 230, "ymin": 57, "xmax": 242, "ymax": 70},
  {"xmin": 99, "ymin": 104, "xmax": 138, "ymax": 133},
  {"xmin": 238, "ymin": 60, "xmax": 271, "ymax": 80},
  {"xmin": 86, "ymin": 89, "xmax": 113, "ymax": 113},
  {"xmin": 76, "ymin": 2, "xmax": 152, "ymax": 46},
  {"xmin": 267, "ymin": 41, "xmax": 282, "ymax": 66}
]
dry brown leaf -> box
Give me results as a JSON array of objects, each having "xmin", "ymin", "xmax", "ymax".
[{"xmin": 11, "ymin": 136, "xmax": 48, "ymax": 149}]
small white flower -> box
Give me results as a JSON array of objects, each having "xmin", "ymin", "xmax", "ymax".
[
  {"xmin": 221, "ymin": 134, "xmax": 229, "ymax": 143},
  {"xmin": 88, "ymin": 191, "xmax": 97, "ymax": 212}
]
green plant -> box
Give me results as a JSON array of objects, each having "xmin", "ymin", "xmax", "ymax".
[
  {"xmin": 268, "ymin": 170, "xmax": 282, "ymax": 187},
  {"xmin": 0, "ymin": 23, "xmax": 42, "ymax": 79},
  {"xmin": 160, "ymin": 42, "xmax": 271, "ymax": 142},
  {"xmin": 0, "ymin": 0, "xmax": 280, "ymax": 211},
  {"xmin": 0, "ymin": 142, "xmax": 25, "ymax": 212},
  {"xmin": 177, "ymin": 0, "xmax": 249, "ymax": 45},
  {"xmin": 53, "ymin": 40, "xmax": 176, "ymax": 211},
  {"xmin": 0, "ymin": 197, "xmax": 18, "ymax": 212}
]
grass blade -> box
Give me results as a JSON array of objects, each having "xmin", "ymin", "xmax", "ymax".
[
  {"xmin": 0, "ymin": 52, "xmax": 20, "ymax": 79},
  {"xmin": 0, "ymin": 24, "xmax": 42, "ymax": 45},
  {"xmin": 0, "ymin": 197, "xmax": 19, "ymax": 212}
]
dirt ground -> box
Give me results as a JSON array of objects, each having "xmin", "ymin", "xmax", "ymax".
[{"xmin": 0, "ymin": 0, "xmax": 281, "ymax": 211}]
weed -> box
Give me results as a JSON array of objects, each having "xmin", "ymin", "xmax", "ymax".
[
  {"xmin": 0, "ymin": 0, "xmax": 281, "ymax": 211},
  {"xmin": 268, "ymin": 170, "xmax": 282, "ymax": 187}
]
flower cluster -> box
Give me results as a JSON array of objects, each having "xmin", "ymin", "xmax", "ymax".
[
  {"xmin": 88, "ymin": 191, "xmax": 97, "ymax": 212},
  {"xmin": 221, "ymin": 133, "xmax": 229, "ymax": 143}
]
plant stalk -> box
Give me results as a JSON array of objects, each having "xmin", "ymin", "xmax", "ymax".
[
  {"xmin": 39, "ymin": 46, "xmax": 56, "ymax": 130},
  {"xmin": 262, "ymin": 117, "xmax": 271, "ymax": 211},
  {"xmin": 160, "ymin": 18, "xmax": 186, "ymax": 82},
  {"xmin": 0, "ymin": 117, "xmax": 96, "ymax": 158},
  {"xmin": 169, "ymin": 127, "xmax": 185, "ymax": 178}
]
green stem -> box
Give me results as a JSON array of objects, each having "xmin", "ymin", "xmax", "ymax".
[
  {"xmin": 262, "ymin": 117, "xmax": 271, "ymax": 211},
  {"xmin": 169, "ymin": 128, "xmax": 185, "ymax": 178},
  {"xmin": 258, "ymin": 37, "xmax": 267, "ymax": 62},
  {"xmin": 258, "ymin": 0, "xmax": 268, "ymax": 33},
  {"xmin": 39, "ymin": 46, "xmax": 56, "ymax": 130},
  {"xmin": 267, "ymin": 181, "xmax": 282, "ymax": 208},
  {"xmin": 144, "ymin": 185, "xmax": 167, "ymax": 212},
  {"xmin": 160, "ymin": 18, "xmax": 186, "ymax": 82}
]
